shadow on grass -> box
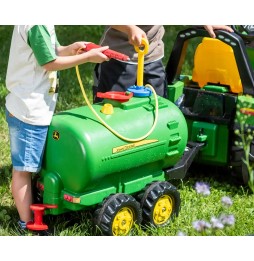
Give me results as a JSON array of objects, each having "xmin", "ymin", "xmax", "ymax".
[
  {"xmin": 41, "ymin": 209, "xmax": 97, "ymax": 236},
  {"xmin": 0, "ymin": 164, "xmax": 12, "ymax": 186},
  {"xmin": 0, "ymin": 204, "xmax": 20, "ymax": 235}
]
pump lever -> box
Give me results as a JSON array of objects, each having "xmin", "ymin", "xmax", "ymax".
[{"xmin": 84, "ymin": 43, "xmax": 130, "ymax": 61}]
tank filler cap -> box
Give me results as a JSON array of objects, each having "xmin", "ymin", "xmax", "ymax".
[
  {"xmin": 101, "ymin": 103, "xmax": 114, "ymax": 115},
  {"xmin": 127, "ymin": 85, "xmax": 152, "ymax": 97}
]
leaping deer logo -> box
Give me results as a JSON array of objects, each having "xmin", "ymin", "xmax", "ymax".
[{"xmin": 53, "ymin": 131, "xmax": 60, "ymax": 140}]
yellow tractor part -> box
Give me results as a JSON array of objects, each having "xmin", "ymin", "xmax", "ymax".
[{"xmin": 192, "ymin": 37, "xmax": 243, "ymax": 94}]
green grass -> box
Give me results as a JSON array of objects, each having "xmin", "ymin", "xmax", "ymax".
[{"xmin": 0, "ymin": 26, "xmax": 253, "ymax": 237}]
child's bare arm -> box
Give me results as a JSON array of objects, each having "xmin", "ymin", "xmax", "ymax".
[{"xmin": 43, "ymin": 46, "xmax": 109, "ymax": 71}]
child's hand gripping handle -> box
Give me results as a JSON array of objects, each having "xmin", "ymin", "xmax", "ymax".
[{"xmin": 85, "ymin": 43, "xmax": 130, "ymax": 61}]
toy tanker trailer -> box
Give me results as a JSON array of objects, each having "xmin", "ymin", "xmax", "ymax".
[
  {"xmin": 30, "ymin": 39, "xmax": 203, "ymax": 236},
  {"xmin": 33, "ymin": 92, "xmax": 191, "ymax": 235}
]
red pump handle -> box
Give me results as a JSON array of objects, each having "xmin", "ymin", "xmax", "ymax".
[{"xmin": 85, "ymin": 43, "xmax": 130, "ymax": 61}]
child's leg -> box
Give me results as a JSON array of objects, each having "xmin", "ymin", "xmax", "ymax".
[
  {"xmin": 11, "ymin": 169, "xmax": 33, "ymax": 223},
  {"xmin": 5, "ymin": 108, "xmax": 48, "ymax": 226}
]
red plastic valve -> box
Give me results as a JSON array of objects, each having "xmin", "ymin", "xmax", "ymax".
[
  {"xmin": 97, "ymin": 91, "xmax": 133, "ymax": 102},
  {"xmin": 26, "ymin": 204, "xmax": 58, "ymax": 231},
  {"xmin": 84, "ymin": 43, "xmax": 130, "ymax": 61}
]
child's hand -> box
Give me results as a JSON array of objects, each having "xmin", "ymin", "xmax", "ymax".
[
  {"xmin": 58, "ymin": 41, "xmax": 89, "ymax": 56},
  {"xmin": 69, "ymin": 41, "xmax": 89, "ymax": 55},
  {"xmin": 127, "ymin": 27, "xmax": 148, "ymax": 47},
  {"xmin": 110, "ymin": 26, "xmax": 148, "ymax": 47},
  {"xmin": 85, "ymin": 46, "xmax": 110, "ymax": 63},
  {"xmin": 204, "ymin": 25, "xmax": 233, "ymax": 38}
]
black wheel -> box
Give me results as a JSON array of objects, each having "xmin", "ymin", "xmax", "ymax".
[
  {"xmin": 139, "ymin": 181, "xmax": 180, "ymax": 227},
  {"xmin": 31, "ymin": 176, "xmax": 43, "ymax": 204},
  {"xmin": 94, "ymin": 193, "xmax": 142, "ymax": 236}
]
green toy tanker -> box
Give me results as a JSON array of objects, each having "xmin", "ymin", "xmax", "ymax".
[
  {"xmin": 33, "ymin": 93, "xmax": 190, "ymax": 236},
  {"xmin": 30, "ymin": 26, "xmax": 254, "ymax": 236},
  {"xmin": 30, "ymin": 38, "xmax": 197, "ymax": 236}
]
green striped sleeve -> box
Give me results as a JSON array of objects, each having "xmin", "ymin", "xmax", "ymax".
[{"xmin": 28, "ymin": 25, "xmax": 57, "ymax": 66}]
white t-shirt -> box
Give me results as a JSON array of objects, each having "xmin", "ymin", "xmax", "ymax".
[{"xmin": 5, "ymin": 25, "xmax": 59, "ymax": 126}]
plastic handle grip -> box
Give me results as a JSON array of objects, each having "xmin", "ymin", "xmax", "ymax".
[{"xmin": 85, "ymin": 43, "xmax": 130, "ymax": 61}]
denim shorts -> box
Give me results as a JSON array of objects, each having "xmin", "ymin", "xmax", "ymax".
[{"xmin": 5, "ymin": 109, "xmax": 49, "ymax": 173}]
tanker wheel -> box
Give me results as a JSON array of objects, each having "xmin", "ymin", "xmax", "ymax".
[
  {"xmin": 94, "ymin": 193, "xmax": 142, "ymax": 236},
  {"xmin": 139, "ymin": 181, "xmax": 180, "ymax": 227},
  {"xmin": 31, "ymin": 176, "xmax": 42, "ymax": 204}
]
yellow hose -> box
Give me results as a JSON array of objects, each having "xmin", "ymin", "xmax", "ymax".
[
  {"xmin": 75, "ymin": 65, "xmax": 158, "ymax": 142},
  {"xmin": 75, "ymin": 38, "xmax": 158, "ymax": 142}
]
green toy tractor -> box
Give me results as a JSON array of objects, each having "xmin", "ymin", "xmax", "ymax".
[{"xmin": 166, "ymin": 26, "xmax": 254, "ymax": 185}]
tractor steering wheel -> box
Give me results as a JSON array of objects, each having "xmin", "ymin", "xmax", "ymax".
[{"xmin": 232, "ymin": 25, "xmax": 254, "ymax": 44}]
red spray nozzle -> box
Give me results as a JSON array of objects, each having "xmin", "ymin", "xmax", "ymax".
[{"xmin": 84, "ymin": 43, "xmax": 130, "ymax": 61}]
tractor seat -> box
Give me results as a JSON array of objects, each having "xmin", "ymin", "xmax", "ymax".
[{"xmin": 192, "ymin": 37, "xmax": 243, "ymax": 94}]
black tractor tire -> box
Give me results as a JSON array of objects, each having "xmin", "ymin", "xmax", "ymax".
[
  {"xmin": 139, "ymin": 181, "xmax": 181, "ymax": 227},
  {"xmin": 93, "ymin": 193, "xmax": 142, "ymax": 236}
]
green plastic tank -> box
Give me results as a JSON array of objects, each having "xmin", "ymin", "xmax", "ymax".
[{"xmin": 39, "ymin": 94, "xmax": 188, "ymax": 214}]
